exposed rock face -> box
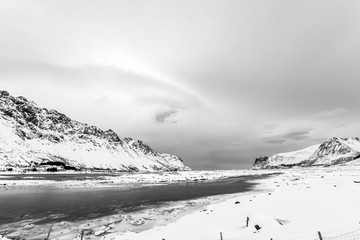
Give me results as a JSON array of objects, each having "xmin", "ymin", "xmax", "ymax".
[
  {"xmin": 0, "ymin": 90, "xmax": 191, "ymax": 172},
  {"xmin": 253, "ymin": 156, "xmax": 270, "ymax": 169},
  {"xmin": 306, "ymin": 137, "xmax": 360, "ymax": 166},
  {"xmin": 252, "ymin": 137, "xmax": 360, "ymax": 169}
]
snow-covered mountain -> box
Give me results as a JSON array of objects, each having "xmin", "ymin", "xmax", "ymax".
[
  {"xmin": 252, "ymin": 137, "xmax": 360, "ymax": 169},
  {"xmin": 0, "ymin": 90, "xmax": 190, "ymax": 172}
]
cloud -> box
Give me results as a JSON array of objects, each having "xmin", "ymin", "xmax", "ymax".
[
  {"xmin": 0, "ymin": 58, "xmax": 186, "ymax": 94},
  {"xmin": 92, "ymin": 95, "xmax": 109, "ymax": 105},
  {"xmin": 135, "ymin": 96, "xmax": 185, "ymax": 109},
  {"xmin": 262, "ymin": 137, "xmax": 287, "ymax": 144},
  {"xmin": 1, "ymin": 1, "xmax": 360, "ymax": 169},
  {"xmin": 263, "ymin": 124, "xmax": 279, "ymax": 134},
  {"xmin": 263, "ymin": 124, "xmax": 279, "ymax": 131},
  {"xmin": 283, "ymin": 130, "xmax": 312, "ymax": 140},
  {"xmin": 262, "ymin": 128, "xmax": 313, "ymax": 144},
  {"xmin": 155, "ymin": 110, "xmax": 178, "ymax": 124},
  {"xmin": 0, "ymin": 57, "xmax": 206, "ymax": 137},
  {"xmin": 135, "ymin": 95, "xmax": 200, "ymax": 124},
  {"xmin": 315, "ymin": 108, "xmax": 349, "ymax": 119}
]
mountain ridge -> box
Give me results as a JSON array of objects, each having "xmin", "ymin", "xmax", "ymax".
[
  {"xmin": 252, "ymin": 137, "xmax": 360, "ymax": 169},
  {"xmin": 0, "ymin": 90, "xmax": 190, "ymax": 172}
]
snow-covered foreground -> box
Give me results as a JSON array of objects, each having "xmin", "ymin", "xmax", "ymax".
[
  {"xmin": 2, "ymin": 167, "xmax": 360, "ymax": 240},
  {"xmin": 105, "ymin": 167, "xmax": 360, "ymax": 240}
]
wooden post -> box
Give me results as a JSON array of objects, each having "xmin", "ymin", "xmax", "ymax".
[
  {"xmin": 80, "ymin": 229, "xmax": 85, "ymax": 240},
  {"xmin": 317, "ymin": 231, "xmax": 323, "ymax": 240},
  {"xmin": 45, "ymin": 225, "xmax": 52, "ymax": 240},
  {"xmin": 220, "ymin": 232, "xmax": 223, "ymax": 240}
]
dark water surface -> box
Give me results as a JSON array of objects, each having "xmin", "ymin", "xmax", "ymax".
[{"xmin": 0, "ymin": 174, "xmax": 270, "ymax": 225}]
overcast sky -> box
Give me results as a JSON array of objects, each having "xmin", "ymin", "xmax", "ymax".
[{"xmin": 1, "ymin": 0, "xmax": 360, "ymax": 169}]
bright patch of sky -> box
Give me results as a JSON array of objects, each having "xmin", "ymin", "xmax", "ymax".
[{"xmin": 1, "ymin": 0, "xmax": 360, "ymax": 169}]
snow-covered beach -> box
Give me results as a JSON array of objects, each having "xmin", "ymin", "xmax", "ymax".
[
  {"xmin": 112, "ymin": 166, "xmax": 360, "ymax": 240},
  {"xmin": 2, "ymin": 167, "xmax": 360, "ymax": 240}
]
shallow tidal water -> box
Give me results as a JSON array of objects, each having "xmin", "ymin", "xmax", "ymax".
[{"xmin": 0, "ymin": 174, "xmax": 265, "ymax": 225}]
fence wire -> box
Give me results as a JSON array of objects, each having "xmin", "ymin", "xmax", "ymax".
[{"xmin": 314, "ymin": 228, "xmax": 360, "ymax": 240}]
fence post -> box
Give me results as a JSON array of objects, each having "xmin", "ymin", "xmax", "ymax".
[
  {"xmin": 80, "ymin": 229, "xmax": 85, "ymax": 240},
  {"xmin": 46, "ymin": 225, "xmax": 52, "ymax": 240},
  {"xmin": 318, "ymin": 231, "xmax": 323, "ymax": 240}
]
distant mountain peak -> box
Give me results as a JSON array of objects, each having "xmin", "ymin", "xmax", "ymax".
[
  {"xmin": 0, "ymin": 90, "xmax": 190, "ymax": 172},
  {"xmin": 252, "ymin": 137, "xmax": 360, "ymax": 169}
]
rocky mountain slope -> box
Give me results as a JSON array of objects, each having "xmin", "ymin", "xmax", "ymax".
[
  {"xmin": 253, "ymin": 137, "xmax": 360, "ymax": 169},
  {"xmin": 0, "ymin": 90, "xmax": 190, "ymax": 172}
]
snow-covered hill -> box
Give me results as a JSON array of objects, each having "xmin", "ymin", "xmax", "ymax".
[
  {"xmin": 252, "ymin": 137, "xmax": 360, "ymax": 169},
  {"xmin": 0, "ymin": 90, "xmax": 190, "ymax": 172}
]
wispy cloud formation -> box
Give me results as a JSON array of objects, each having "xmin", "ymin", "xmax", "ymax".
[
  {"xmin": 134, "ymin": 95, "xmax": 200, "ymax": 124},
  {"xmin": 263, "ymin": 124, "xmax": 280, "ymax": 134},
  {"xmin": 315, "ymin": 108, "xmax": 349, "ymax": 119},
  {"xmin": 262, "ymin": 128, "xmax": 313, "ymax": 144},
  {"xmin": 155, "ymin": 110, "xmax": 178, "ymax": 124},
  {"xmin": 1, "ymin": 0, "xmax": 360, "ymax": 169},
  {"xmin": 262, "ymin": 137, "xmax": 287, "ymax": 144},
  {"xmin": 231, "ymin": 141, "xmax": 243, "ymax": 146}
]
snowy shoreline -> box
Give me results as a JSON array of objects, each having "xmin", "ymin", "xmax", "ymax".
[
  {"xmin": 0, "ymin": 169, "xmax": 265, "ymax": 189},
  {"xmin": 0, "ymin": 170, "xmax": 267, "ymax": 240},
  {"xmin": 2, "ymin": 167, "xmax": 360, "ymax": 240},
  {"xmin": 106, "ymin": 166, "xmax": 360, "ymax": 240}
]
